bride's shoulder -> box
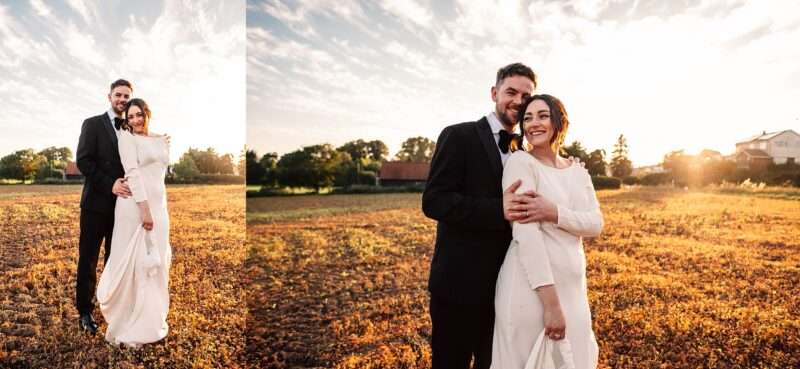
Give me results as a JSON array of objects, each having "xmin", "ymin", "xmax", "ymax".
[
  {"xmin": 505, "ymin": 151, "xmax": 538, "ymax": 173},
  {"xmin": 118, "ymin": 129, "xmax": 135, "ymax": 140},
  {"xmin": 509, "ymin": 150, "xmax": 533, "ymax": 160},
  {"xmin": 507, "ymin": 150, "xmax": 533, "ymax": 165}
]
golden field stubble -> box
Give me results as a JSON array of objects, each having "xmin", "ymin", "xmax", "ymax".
[
  {"xmin": 246, "ymin": 189, "xmax": 799, "ymax": 369},
  {"xmin": 1, "ymin": 185, "xmax": 245, "ymax": 368}
]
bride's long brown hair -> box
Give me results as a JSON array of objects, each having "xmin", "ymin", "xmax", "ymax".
[{"xmin": 509, "ymin": 94, "xmax": 570, "ymax": 153}]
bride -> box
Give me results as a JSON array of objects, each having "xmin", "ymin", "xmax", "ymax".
[
  {"xmin": 96, "ymin": 98, "xmax": 172, "ymax": 347},
  {"xmin": 492, "ymin": 94, "xmax": 603, "ymax": 369}
]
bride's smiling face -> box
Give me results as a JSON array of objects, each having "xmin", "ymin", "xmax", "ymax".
[
  {"xmin": 522, "ymin": 99, "xmax": 554, "ymax": 150},
  {"xmin": 127, "ymin": 105, "xmax": 148, "ymax": 135}
]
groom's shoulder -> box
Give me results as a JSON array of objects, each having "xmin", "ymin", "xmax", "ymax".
[
  {"xmin": 440, "ymin": 117, "xmax": 485, "ymax": 135},
  {"xmin": 84, "ymin": 112, "xmax": 107, "ymax": 124}
]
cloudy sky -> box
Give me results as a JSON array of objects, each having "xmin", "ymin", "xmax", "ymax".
[
  {"xmin": 1, "ymin": 0, "xmax": 245, "ymax": 163},
  {"xmin": 248, "ymin": 0, "xmax": 800, "ymax": 166}
]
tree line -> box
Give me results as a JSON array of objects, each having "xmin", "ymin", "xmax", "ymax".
[
  {"xmin": 559, "ymin": 134, "xmax": 632, "ymax": 178},
  {"xmin": 247, "ymin": 135, "xmax": 634, "ymax": 191},
  {"xmin": 248, "ymin": 130, "xmax": 800, "ymax": 193},
  {"xmin": 0, "ymin": 146, "xmax": 245, "ymax": 184},
  {"xmin": 247, "ymin": 136, "xmax": 436, "ymax": 191},
  {"xmin": 655, "ymin": 150, "xmax": 800, "ymax": 187}
]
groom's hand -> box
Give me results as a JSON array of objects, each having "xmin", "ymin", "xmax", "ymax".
[
  {"xmin": 512, "ymin": 192, "xmax": 558, "ymax": 224},
  {"xmin": 567, "ymin": 156, "xmax": 586, "ymax": 168},
  {"xmin": 112, "ymin": 178, "xmax": 132, "ymax": 198},
  {"xmin": 503, "ymin": 180, "xmax": 537, "ymax": 221}
]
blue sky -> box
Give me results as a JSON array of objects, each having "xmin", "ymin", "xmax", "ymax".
[
  {"xmin": 247, "ymin": 0, "xmax": 800, "ymax": 166},
  {"xmin": 1, "ymin": 0, "xmax": 245, "ymax": 163}
]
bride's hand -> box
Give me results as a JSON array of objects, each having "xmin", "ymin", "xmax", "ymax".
[
  {"xmin": 543, "ymin": 303, "xmax": 567, "ymax": 341},
  {"xmin": 536, "ymin": 285, "xmax": 566, "ymax": 340},
  {"xmin": 138, "ymin": 202, "xmax": 154, "ymax": 231}
]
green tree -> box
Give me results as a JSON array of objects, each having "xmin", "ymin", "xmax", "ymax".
[
  {"xmin": 366, "ymin": 140, "xmax": 389, "ymax": 162},
  {"xmin": 218, "ymin": 153, "xmax": 235, "ymax": 175},
  {"xmin": 0, "ymin": 149, "xmax": 46, "ymax": 181},
  {"xmin": 181, "ymin": 147, "xmax": 235, "ymax": 174},
  {"xmin": 560, "ymin": 141, "xmax": 589, "ymax": 163},
  {"xmin": 237, "ymin": 148, "xmax": 246, "ymax": 177},
  {"xmin": 395, "ymin": 136, "xmax": 436, "ymax": 162},
  {"xmin": 35, "ymin": 146, "xmax": 73, "ymax": 180},
  {"xmin": 260, "ymin": 152, "xmax": 279, "ymax": 187},
  {"xmin": 337, "ymin": 139, "xmax": 389, "ymax": 162},
  {"xmin": 610, "ymin": 134, "xmax": 633, "ymax": 178},
  {"xmin": 38, "ymin": 146, "xmax": 73, "ymax": 164},
  {"xmin": 662, "ymin": 150, "xmax": 690, "ymax": 186},
  {"xmin": 245, "ymin": 149, "xmax": 266, "ymax": 185},
  {"xmin": 276, "ymin": 144, "xmax": 349, "ymax": 192},
  {"xmin": 173, "ymin": 155, "xmax": 201, "ymax": 180},
  {"xmin": 585, "ymin": 149, "xmax": 607, "ymax": 176}
]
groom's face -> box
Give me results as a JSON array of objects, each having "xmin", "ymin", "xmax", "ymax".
[
  {"xmin": 492, "ymin": 75, "xmax": 534, "ymax": 129},
  {"xmin": 108, "ymin": 86, "xmax": 132, "ymax": 115}
]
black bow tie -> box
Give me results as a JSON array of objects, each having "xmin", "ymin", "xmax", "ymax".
[
  {"xmin": 498, "ymin": 130, "xmax": 519, "ymax": 154},
  {"xmin": 114, "ymin": 117, "xmax": 124, "ymax": 130}
]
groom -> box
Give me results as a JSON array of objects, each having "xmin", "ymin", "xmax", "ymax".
[
  {"xmin": 75, "ymin": 79, "xmax": 134, "ymax": 334},
  {"xmin": 422, "ymin": 63, "xmax": 538, "ymax": 368}
]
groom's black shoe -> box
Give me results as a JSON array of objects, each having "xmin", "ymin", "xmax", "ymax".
[{"xmin": 79, "ymin": 313, "xmax": 98, "ymax": 334}]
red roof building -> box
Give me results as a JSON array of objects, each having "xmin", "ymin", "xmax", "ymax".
[
  {"xmin": 65, "ymin": 161, "xmax": 83, "ymax": 179},
  {"xmin": 378, "ymin": 161, "xmax": 429, "ymax": 186}
]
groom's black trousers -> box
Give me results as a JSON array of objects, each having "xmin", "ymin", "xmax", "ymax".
[
  {"xmin": 430, "ymin": 294, "xmax": 494, "ymax": 369},
  {"xmin": 75, "ymin": 209, "xmax": 114, "ymax": 315}
]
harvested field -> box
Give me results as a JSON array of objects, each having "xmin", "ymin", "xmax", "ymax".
[
  {"xmin": 1, "ymin": 184, "xmax": 246, "ymax": 368},
  {"xmin": 246, "ymin": 188, "xmax": 800, "ymax": 368}
]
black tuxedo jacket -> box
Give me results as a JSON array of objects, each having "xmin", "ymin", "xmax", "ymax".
[
  {"xmin": 76, "ymin": 112, "xmax": 124, "ymax": 214},
  {"xmin": 422, "ymin": 117, "xmax": 513, "ymax": 306}
]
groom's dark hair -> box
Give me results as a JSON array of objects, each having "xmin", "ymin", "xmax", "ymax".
[
  {"xmin": 496, "ymin": 63, "xmax": 537, "ymax": 89},
  {"xmin": 110, "ymin": 79, "xmax": 133, "ymax": 92}
]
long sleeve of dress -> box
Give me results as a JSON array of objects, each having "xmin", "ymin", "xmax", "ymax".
[
  {"xmin": 555, "ymin": 170, "xmax": 603, "ymax": 237},
  {"xmin": 118, "ymin": 132, "xmax": 148, "ymax": 203},
  {"xmin": 503, "ymin": 152, "xmax": 554, "ymax": 290}
]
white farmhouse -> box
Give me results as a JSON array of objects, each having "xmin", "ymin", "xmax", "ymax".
[{"xmin": 735, "ymin": 130, "xmax": 800, "ymax": 166}]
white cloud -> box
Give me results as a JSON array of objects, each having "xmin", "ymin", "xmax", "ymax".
[
  {"xmin": 380, "ymin": 0, "xmax": 434, "ymax": 29},
  {"xmin": 66, "ymin": 0, "xmax": 98, "ymax": 26},
  {"xmin": 249, "ymin": 0, "xmax": 800, "ymax": 166},
  {"xmin": 2, "ymin": 2, "xmax": 245, "ymax": 162},
  {"xmin": 64, "ymin": 22, "xmax": 106, "ymax": 68},
  {"xmin": 29, "ymin": 0, "xmax": 53, "ymax": 19}
]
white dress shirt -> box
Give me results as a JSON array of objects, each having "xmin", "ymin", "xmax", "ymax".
[
  {"xmin": 107, "ymin": 109, "xmax": 121, "ymax": 139},
  {"xmin": 487, "ymin": 111, "xmax": 513, "ymax": 165}
]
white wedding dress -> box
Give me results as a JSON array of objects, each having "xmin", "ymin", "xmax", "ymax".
[
  {"xmin": 96, "ymin": 130, "xmax": 171, "ymax": 347},
  {"xmin": 491, "ymin": 151, "xmax": 603, "ymax": 369}
]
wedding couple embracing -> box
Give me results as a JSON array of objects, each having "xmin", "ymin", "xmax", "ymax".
[
  {"xmin": 423, "ymin": 63, "xmax": 604, "ymax": 369},
  {"xmin": 75, "ymin": 79, "xmax": 172, "ymax": 348}
]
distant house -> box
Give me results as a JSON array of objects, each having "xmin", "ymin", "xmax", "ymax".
[
  {"xmin": 734, "ymin": 149, "xmax": 772, "ymax": 172},
  {"xmin": 698, "ymin": 149, "xmax": 723, "ymax": 161},
  {"xmin": 735, "ymin": 130, "xmax": 800, "ymax": 166},
  {"xmin": 631, "ymin": 164, "xmax": 665, "ymax": 176},
  {"xmin": 378, "ymin": 161, "xmax": 429, "ymax": 186},
  {"xmin": 65, "ymin": 161, "xmax": 84, "ymax": 180}
]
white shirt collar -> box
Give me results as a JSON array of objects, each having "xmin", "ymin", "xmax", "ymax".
[
  {"xmin": 107, "ymin": 108, "xmax": 120, "ymax": 123},
  {"xmin": 487, "ymin": 111, "xmax": 505, "ymax": 134}
]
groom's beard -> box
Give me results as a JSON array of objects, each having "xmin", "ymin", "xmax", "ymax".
[
  {"xmin": 112, "ymin": 104, "xmax": 126, "ymax": 117},
  {"xmin": 498, "ymin": 107, "xmax": 517, "ymax": 129}
]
